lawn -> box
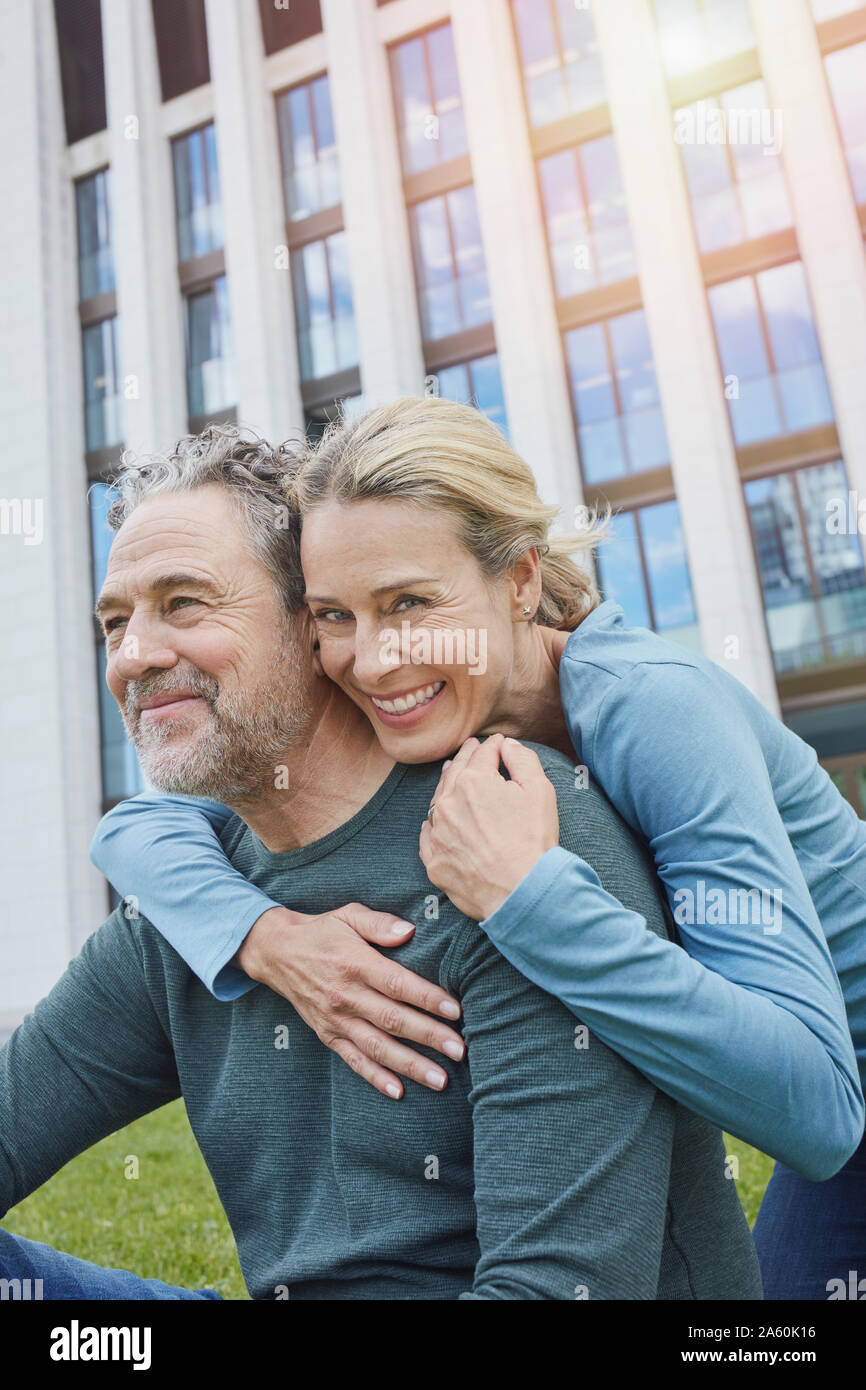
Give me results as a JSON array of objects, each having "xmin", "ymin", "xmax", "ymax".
[{"xmin": 2, "ymin": 1100, "xmax": 774, "ymax": 1299}]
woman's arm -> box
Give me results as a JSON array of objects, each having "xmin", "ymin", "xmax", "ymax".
[
  {"xmin": 90, "ymin": 793, "xmax": 465, "ymax": 1095},
  {"xmin": 91, "ymin": 792, "xmax": 276, "ymax": 999},
  {"xmin": 419, "ymin": 728, "xmax": 864, "ymax": 1181}
]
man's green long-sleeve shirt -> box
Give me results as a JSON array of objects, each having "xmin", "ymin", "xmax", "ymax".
[{"xmin": 0, "ymin": 748, "xmax": 761, "ymax": 1299}]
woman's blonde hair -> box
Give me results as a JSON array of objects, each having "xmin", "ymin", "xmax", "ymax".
[{"xmin": 294, "ymin": 395, "xmax": 607, "ymax": 631}]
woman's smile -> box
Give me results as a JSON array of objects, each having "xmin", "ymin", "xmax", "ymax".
[{"xmin": 368, "ymin": 679, "xmax": 447, "ymax": 727}]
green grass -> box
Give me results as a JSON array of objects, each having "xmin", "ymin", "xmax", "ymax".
[
  {"xmin": 2, "ymin": 1102, "xmax": 774, "ymax": 1299},
  {"xmin": 3, "ymin": 1100, "xmax": 249, "ymax": 1299}
]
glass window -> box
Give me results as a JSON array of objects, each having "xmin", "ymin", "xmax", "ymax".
[
  {"xmin": 173, "ymin": 124, "xmax": 223, "ymax": 261},
  {"xmin": 185, "ymin": 276, "xmax": 236, "ymax": 417},
  {"xmin": 744, "ymin": 460, "xmax": 866, "ymax": 671},
  {"xmin": 653, "ymin": 0, "xmax": 755, "ymax": 77},
  {"xmin": 292, "ymin": 231, "xmax": 359, "ymax": 380},
  {"xmin": 565, "ymin": 308, "xmax": 669, "ymax": 484},
  {"xmin": 96, "ymin": 644, "xmax": 146, "ymax": 803},
  {"xmin": 825, "ymin": 42, "xmax": 866, "ymax": 205},
  {"xmin": 434, "ymin": 353, "xmax": 509, "ymax": 436},
  {"xmin": 512, "ymin": 0, "xmax": 605, "ymax": 128},
  {"xmin": 597, "ymin": 500, "xmax": 700, "ymax": 649},
  {"xmin": 677, "ymin": 80, "xmax": 792, "ymax": 252},
  {"xmin": 389, "ymin": 24, "xmax": 468, "ymax": 175},
  {"xmin": 89, "ymin": 484, "xmax": 145, "ymax": 804},
  {"xmin": 708, "ymin": 261, "xmax": 834, "ymax": 447},
  {"xmin": 811, "ymin": 0, "xmax": 864, "ymax": 19},
  {"xmin": 83, "ymin": 316, "xmax": 123, "ymax": 451},
  {"xmin": 539, "ymin": 136, "xmax": 636, "ymax": 297},
  {"xmin": 305, "ymin": 394, "xmax": 365, "ymax": 442},
  {"xmin": 276, "ymin": 74, "xmax": 340, "ymax": 221},
  {"xmin": 409, "ymin": 185, "xmax": 492, "ymax": 339},
  {"xmin": 76, "ymin": 169, "xmax": 115, "ymax": 299}
]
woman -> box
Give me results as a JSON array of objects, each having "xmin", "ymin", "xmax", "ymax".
[{"xmin": 92, "ymin": 396, "xmax": 866, "ymax": 1299}]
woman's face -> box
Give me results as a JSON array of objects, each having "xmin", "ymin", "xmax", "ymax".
[{"xmin": 301, "ymin": 497, "xmax": 525, "ymax": 762}]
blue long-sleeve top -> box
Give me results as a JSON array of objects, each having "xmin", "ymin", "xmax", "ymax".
[{"xmin": 90, "ymin": 601, "xmax": 865, "ymax": 1180}]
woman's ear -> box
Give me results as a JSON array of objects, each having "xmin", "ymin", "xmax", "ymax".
[{"xmin": 510, "ymin": 547, "xmax": 543, "ymax": 619}]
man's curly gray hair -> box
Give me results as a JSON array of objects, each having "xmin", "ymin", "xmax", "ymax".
[{"xmin": 104, "ymin": 423, "xmax": 307, "ymax": 614}]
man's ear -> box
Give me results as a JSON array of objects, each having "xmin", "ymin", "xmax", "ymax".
[{"xmin": 297, "ymin": 605, "xmax": 325, "ymax": 677}]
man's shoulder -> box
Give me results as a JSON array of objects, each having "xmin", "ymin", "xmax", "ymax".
[
  {"xmin": 520, "ymin": 740, "xmax": 672, "ymax": 939},
  {"xmin": 520, "ymin": 739, "xmax": 620, "ymax": 824}
]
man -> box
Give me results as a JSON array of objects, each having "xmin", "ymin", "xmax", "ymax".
[{"xmin": 0, "ymin": 427, "xmax": 761, "ymax": 1300}]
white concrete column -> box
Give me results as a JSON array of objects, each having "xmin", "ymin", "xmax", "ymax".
[
  {"xmin": 204, "ymin": 0, "xmax": 304, "ymax": 442},
  {"xmin": 0, "ymin": 0, "xmax": 106, "ymax": 1026},
  {"xmin": 449, "ymin": 0, "xmax": 583, "ymax": 518},
  {"xmin": 320, "ymin": 0, "xmax": 426, "ymax": 406},
  {"xmin": 101, "ymin": 0, "xmax": 187, "ymax": 455},
  {"xmin": 593, "ymin": 0, "xmax": 779, "ymax": 709},
  {"xmin": 750, "ymin": 0, "xmax": 866, "ymax": 498}
]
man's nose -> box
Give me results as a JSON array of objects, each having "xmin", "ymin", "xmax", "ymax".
[{"xmin": 111, "ymin": 620, "xmax": 179, "ymax": 682}]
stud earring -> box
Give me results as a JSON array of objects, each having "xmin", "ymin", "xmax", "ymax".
[{"xmin": 523, "ymin": 606, "xmax": 532, "ymax": 616}]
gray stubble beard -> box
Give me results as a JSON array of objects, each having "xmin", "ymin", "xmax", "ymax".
[{"xmin": 124, "ymin": 626, "xmax": 311, "ymax": 801}]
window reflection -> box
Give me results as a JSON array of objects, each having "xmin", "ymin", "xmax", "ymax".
[
  {"xmin": 83, "ymin": 317, "xmax": 123, "ymax": 451},
  {"xmin": 566, "ymin": 308, "xmax": 669, "ymax": 483},
  {"xmin": 276, "ymin": 75, "xmax": 340, "ymax": 220},
  {"xmin": 76, "ymin": 169, "xmax": 115, "ymax": 299},
  {"xmin": 435, "ymin": 353, "xmax": 509, "ymax": 436},
  {"xmin": 390, "ymin": 24, "xmax": 468, "ymax": 175},
  {"xmin": 539, "ymin": 136, "xmax": 635, "ymax": 297},
  {"xmin": 744, "ymin": 460, "xmax": 866, "ymax": 672},
  {"xmin": 292, "ymin": 231, "xmax": 359, "ymax": 380},
  {"xmin": 653, "ymin": 0, "xmax": 755, "ymax": 78},
  {"xmin": 173, "ymin": 124, "xmax": 223, "ymax": 261},
  {"xmin": 512, "ymin": 0, "xmax": 605, "ymax": 127},
  {"xmin": 186, "ymin": 276, "xmax": 236, "ymax": 417},
  {"xmin": 677, "ymin": 81, "xmax": 792, "ymax": 252},
  {"xmin": 811, "ymin": 0, "xmax": 864, "ymax": 19},
  {"xmin": 89, "ymin": 484, "xmax": 145, "ymax": 803},
  {"xmin": 597, "ymin": 501, "xmax": 700, "ymax": 650},
  {"xmin": 409, "ymin": 186, "xmax": 491, "ymax": 339},
  {"xmin": 708, "ymin": 261, "xmax": 834, "ymax": 446},
  {"xmin": 825, "ymin": 41, "xmax": 866, "ymax": 205}
]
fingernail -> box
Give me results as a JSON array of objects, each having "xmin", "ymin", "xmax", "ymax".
[
  {"xmin": 426, "ymin": 1069, "xmax": 447, "ymax": 1089},
  {"xmin": 439, "ymin": 1000, "xmax": 461, "ymax": 1018},
  {"xmin": 443, "ymin": 760, "xmax": 452, "ymax": 769},
  {"xmin": 391, "ymin": 920, "xmax": 415, "ymax": 935},
  {"xmin": 386, "ymin": 1083, "xmax": 401, "ymax": 1099},
  {"xmin": 444, "ymin": 1040, "xmax": 465, "ymax": 1060}
]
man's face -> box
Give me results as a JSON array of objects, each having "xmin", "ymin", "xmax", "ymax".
[{"xmin": 96, "ymin": 484, "xmax": 311, "ymax": 800}]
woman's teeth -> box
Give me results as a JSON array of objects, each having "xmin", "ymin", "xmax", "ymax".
[{"xmin": 371, "ymin": 681, "xmax": 445, "ymax": 714}]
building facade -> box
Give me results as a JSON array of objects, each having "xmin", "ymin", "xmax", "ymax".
[{"xmin": 2, "ymin": 0, "xmax": 866, "ymax": 1027}]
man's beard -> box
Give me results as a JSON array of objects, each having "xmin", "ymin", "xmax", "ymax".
[{"xmin": 123, "ymin": 627, "xmax": 310, "ymax": 802}]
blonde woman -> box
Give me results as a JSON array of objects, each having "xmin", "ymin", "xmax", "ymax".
[{"xmin": 92, "ymin": 397, "xmax": 866, "ymax": 1299}]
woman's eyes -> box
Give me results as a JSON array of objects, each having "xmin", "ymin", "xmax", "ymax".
[
  {"xmin": 393, "ymin": 596, "xmax": 427, "ymax": 614},
  {"xmin": 314, "ymin": 596, "xmax": 427, "ymax": 623},
  {"xmin": 314, "ymin": 608, "xmax": 351, "ymax": 624}
]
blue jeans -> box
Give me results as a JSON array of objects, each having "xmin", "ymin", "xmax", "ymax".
[
  {"xmin": 753, "ymin": 1130, "xmax": 866, "ymax": 1300},
  {"xmin": 0, "ymin": 1227, "xmax": 222, "ymax": 1300}
]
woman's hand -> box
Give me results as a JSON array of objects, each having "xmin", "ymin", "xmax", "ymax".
[
  {"xmin": 236, "ymin": 903, "xmax": 465, "ymax": 1099},
  {"xmin": 419, "ymin": 734, "xmax": 560, "ymax": 921}
]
